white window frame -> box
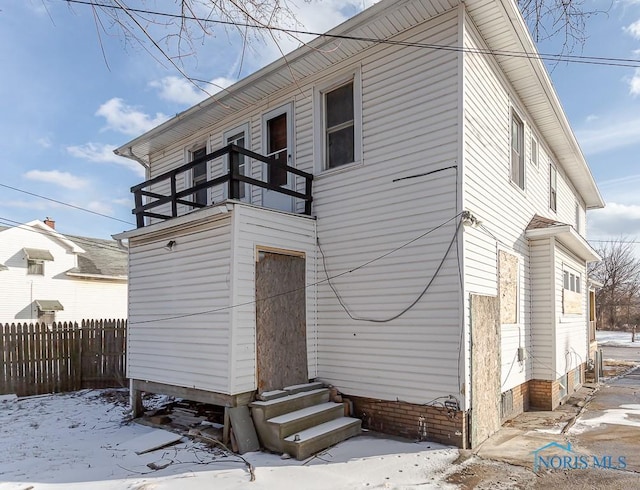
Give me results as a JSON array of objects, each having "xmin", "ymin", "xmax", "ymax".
[
  {"xmin": 530, "ymin": 135, "xmax": 538, "ymax": 168},
  {"xmin": 185, "ymin": 140, "xmax": 210, "ymax": 207},
  {"xmin": 510, "ymin": 109, "xmax": 525, "ymax": 189},
  {"xmin": 549, "ymin": 163, "xmax": 557, "ymax": 212},
  {"xmin": 314, "ymin": 67, "xmax": 363, "ymax": 174},
  {"xmin": 223, "ymin": 123, "xmax": 251, "ymax": 202},
  {"xmin": 563, "ymin": 268, "xmax": 581, "ymax": 294},
  {"xmin": 27, "ymin": 259, "xmax": 44, "ymax": 275}
]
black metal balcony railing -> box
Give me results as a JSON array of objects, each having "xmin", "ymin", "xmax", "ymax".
[{"xmin": 131, "ymin": 144, "xmax": 314, "ymax": 228}]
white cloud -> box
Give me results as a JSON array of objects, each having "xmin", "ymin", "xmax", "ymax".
[
  {"xmin": 575, "ymin": 116, "xmax": 640, "ymax": 154},
  {"xmin": 96, "ymin": 98, "xmax": 168, "ymax": 136},
  {"xmin": 0, "ymin": 200, "xmax": 63, "ymax": 211},
  {"xmin": 66, "ymin": 143, "xmax": 146, "ymax": 177},
  {"xmin": 24, "ymin": 170, "xmax": 89, "ymax": 190},
  {"xmin": 624, "ymin": 19, "xmax": 640, "ymax": 39},
  {"xmin": 112, "ymin": 198, "xmax": 132, "ymax": 207},
  {"xmin": 588, "ymin": 202, "xmax": 640, "ymax": 237},
  {"xmin": 36, "ymin": 136, "xmax": 52, "ymax": 149},
  {"xmin": 585, "ymin": 114, "xmax": 598, "ymax": 123},
  {"xmin": 629, "ymin": 68, "xmax": 640, "ymax": 96},
  {"xmin": 149, "ymin": 76, "xmax": 236, "ymax": 106},
  {"xmin": 86, "ymin": 201, "xmax": 114, "ymax": 215}
]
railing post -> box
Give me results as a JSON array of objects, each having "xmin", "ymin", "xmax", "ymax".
[
  {"xmin": 171, "ymin": 172, "xmax": 178, "ymax": 217},
  {"xmin": 305, "ymin": 177, "xmax": 313, "ymax": 215},
  {"xmin": 134, "ymin": 190, "xmax": 144, "ymax": 228},
  {"xmin": 229, "ymin": 148, "xmax": 240, "ymax": 200}
]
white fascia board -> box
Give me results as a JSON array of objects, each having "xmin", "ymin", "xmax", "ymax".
[
  {"xmin": 24, "ymin": 220, "xmax": 86, "ymax": 254},
  {"xmin": 113, "ymin": 203, "xmax": 234, "ymax": 240},
  {"xmin": 492, "ymin": 0, "xmax": 604, "ymax": 210},
  {"xmin": 65, "ymin": 271, "xmax": 127, "ymax": 281},
  {"xmin": 526, "ymin": 225, "xmax": 601, "ymax": 262}
]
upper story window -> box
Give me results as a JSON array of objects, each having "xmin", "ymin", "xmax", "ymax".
[
  {"xmin": 315, "ymin": 69, "xmax": 362, "ymax": 172},
  {"xmin": 575, "ymin": 202, "xmax": 581, "ymax": 234},
  {"xmin": 510, "ymin": 111, "xmax": 525, "ymax": 189},
  {"xmin": 549, "ymin": 164, "xmax": 557, "ymax": 212},
  {"xmin": 27, "ymin": 259, "xmax": 44, "ymax": 275},
  {"xmin": 24, "ymin": 248, "xmax": 53, "ymax": 275},
  {"xmin": 325, "ymin": 82, "xmax": 355, "ymax": 169},
  {"xmin": 190, "ymin": 146, "xmax": 208, "ymax": 206},
  {"xmin": 531, "ymin": 137, "xmax": 538, "ymax": 168}
]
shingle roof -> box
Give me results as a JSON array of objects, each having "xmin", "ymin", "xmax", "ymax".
[
  {"xmin": 526, "ymin": 214, "xmax": 567, "ymax": 230},
  {"xmin": 66, "ymin": 235, "xmax": 128, "ymax": 278},
  {"xmin": 0, "ymin": 224, "xmax": 127, "ymax": 278}
]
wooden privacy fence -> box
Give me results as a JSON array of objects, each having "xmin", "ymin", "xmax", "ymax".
[{"xmin": 0, "ymin": 319, "xmax": 126, "ymax": 397}]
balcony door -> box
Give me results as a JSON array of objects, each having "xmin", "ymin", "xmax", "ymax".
[
  {"xmin": 262, "ymin": 104, "xmax": 294, "ymax": 212},
  {"xmin": 224, "ymin": 123, "xmax": 250, "ymax": 203}
]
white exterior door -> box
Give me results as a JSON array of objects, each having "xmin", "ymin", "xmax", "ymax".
[
  {"xmin": 262, "ymin": 104, "xmax": 294, "ymax": 212},
  {"xmin": 224, "ymin": 123, "xmax": 250, "ymax": 203}
]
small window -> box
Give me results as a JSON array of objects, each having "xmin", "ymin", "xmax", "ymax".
[
  {"xmin": 531, "ymin": 137, "xmax": 538, "ymax": 167},
  {"xmin": 549, "ymin": 164, "xmax": 557, "ymax": 212},
  {"xmin": 564, "ymin": 270, "xmax": 581, "ymax": 293},
  {"xmin": 510, "ymin": 111, "xmax": 525, "ymax": 189},
  {"xmin": 325, "ymin": 81, "xmax": 355, "ymax": 169},
  {"xmin": 575, "ymin": 202, "xmax": 581, "ymax": 234},
  {"xmin": 27, "ymin": 259, "xmax": 44, "ymax": 275},
  {"xmin": 191, "ymin": 146, "xmax": 208, "ymax": 206},
  {"xmin": 38, "ymin": 310, "xmax": 55, "ymax": 326},
  {"xmin": 225, "ymin": 126, "xmax": 249, "ymax": 200}
]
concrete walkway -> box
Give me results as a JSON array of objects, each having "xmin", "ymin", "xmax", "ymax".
[{"xmin": 475, "ymin": 366, "xmax": 640, "ymax": 472}]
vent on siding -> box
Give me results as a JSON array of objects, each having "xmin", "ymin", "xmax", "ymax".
[{"xmin": 501, "ymin": 390, "xmax": 514, "ymax": 419}]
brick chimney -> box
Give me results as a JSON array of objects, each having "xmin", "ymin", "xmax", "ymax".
[{"xmin": 44, "ymin": 217, "xmax": 55, "ymax": 229}]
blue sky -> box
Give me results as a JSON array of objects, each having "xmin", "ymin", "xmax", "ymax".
[{"xmin": 0, "ymin": 0, "xmax": 639, "ymax": 249}]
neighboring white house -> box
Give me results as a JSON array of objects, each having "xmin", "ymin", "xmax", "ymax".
[
  {"xmin": 0, "ymin": 219, "xmax": 128, "ymax": 323},
  {"xmin": 113, "ymin": 0, "xmax": 604, "ymax": 449}
]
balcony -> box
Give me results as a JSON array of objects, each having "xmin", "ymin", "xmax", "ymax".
[{"xmin": 131, "ymin": 144, "xmax": 313, "ymax": 228}]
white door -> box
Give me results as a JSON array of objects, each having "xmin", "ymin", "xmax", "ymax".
[
  {"xmin": 262, "ymin": 104, "xmax": 294, "ymax": 212},
  {"xmin": 224, "ymin": 123, "xmax": 250, "ymax": 203}
]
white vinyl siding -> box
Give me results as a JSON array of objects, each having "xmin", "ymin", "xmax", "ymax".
[
  {"xmin": 0, "ymin": 226, "xmax": 127, "ymax": 323},
  {"xmin": 461, "ymin": 12, "xmax": 590, "ymax": 391},
  {"xmin": 127, "ymin": 217, "xmax": 233, "ymax": 393},
  {"xmin": 554, "ymin": 245, "xmax": 587, "ymax": 377},
  {"xmin": 313, "ymin": 10, "xmax": 461, "ymax": 404},
  {"xmin": 231, "ymin": 205, "xmax": 317, "ymax": 394},
  {"xmin": 529, "ymin": 238, "xmax": 555, "ymax": 380}
]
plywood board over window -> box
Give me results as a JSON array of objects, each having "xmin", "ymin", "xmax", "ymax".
[{"xmin": 498, "ymin": 250, "xmax": 518, "ymax": 324}]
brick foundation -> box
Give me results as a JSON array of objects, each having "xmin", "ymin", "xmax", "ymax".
[
  {"xmin": 346, "ymin": 395, "xmax": 467, "ymax": 448},
  {"xmin": 513, "ymin": 363, "xmax": 587, "ymax": 412}
]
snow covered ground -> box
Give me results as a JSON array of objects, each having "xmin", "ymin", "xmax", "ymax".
[
  {"xmin": 596, "ymin": 330, "xmax": 640, "ymax": 348},
  {"xmin": 0, "ymin": 389, "xmax": 459, "ymax": 489}
]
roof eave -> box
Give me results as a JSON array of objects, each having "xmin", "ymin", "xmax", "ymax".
[
  {"xmin": 65, "ymin": 271, "xmax": 127, "ymax": 281},
  {"xmin": 526, "ymin": 225, "xmax": 601, "ymax": 262},
  {"xmin": 492, "ymin": 0, "xmax": 604, "ymax": 209}
]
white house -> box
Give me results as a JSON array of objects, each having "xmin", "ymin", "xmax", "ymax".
[
  {"xmin": 113, "ymin": 0, "xmax": 604, "ymax": 450},
  {"xmin": 0, "ymin": 219, "xmax": 128, "ymax": 323}
]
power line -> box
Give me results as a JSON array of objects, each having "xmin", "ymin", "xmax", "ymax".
[
  {"xmin": 0, "ymin": 216, "xmax": 126, "ymax": 254},
  {"xmin": 0, "ymin": 182, "xmax": 134, "ymax": 226},
  {"xmin": 62, "ymin": 0, "xmax": 640, "ymax": 69},
  {"xmin": 130, "ymin": 212, "xmax": 464, "ymax": 324}
]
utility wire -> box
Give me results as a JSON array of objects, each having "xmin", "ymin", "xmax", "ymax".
[
  {"xmin": 0, "ymin": 216, "xmax": 126, "ymax": 254},
  {"xmin": 130, "ymin": 212, "xmax": 464, "ymax": 324},
  {"xmin": 0, "ymin": 182, "xmax": 134, "ymax": 226},
  {"xmin": 62, "ymin": 0, "xmax": 640, "ymax": 69},
  {"xmin": 319, "ymin": 217, "xmax": 463, "ymax": 323}
]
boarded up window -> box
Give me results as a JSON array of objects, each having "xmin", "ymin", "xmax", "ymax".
[{"xmin": 498, "ymin": 251, "xmax": 518, "ymax": 324}]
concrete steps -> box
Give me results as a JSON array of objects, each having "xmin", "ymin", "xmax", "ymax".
[{"xmin": 250, "ymin": 383, "xmax": 361, "ymax": 459}]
